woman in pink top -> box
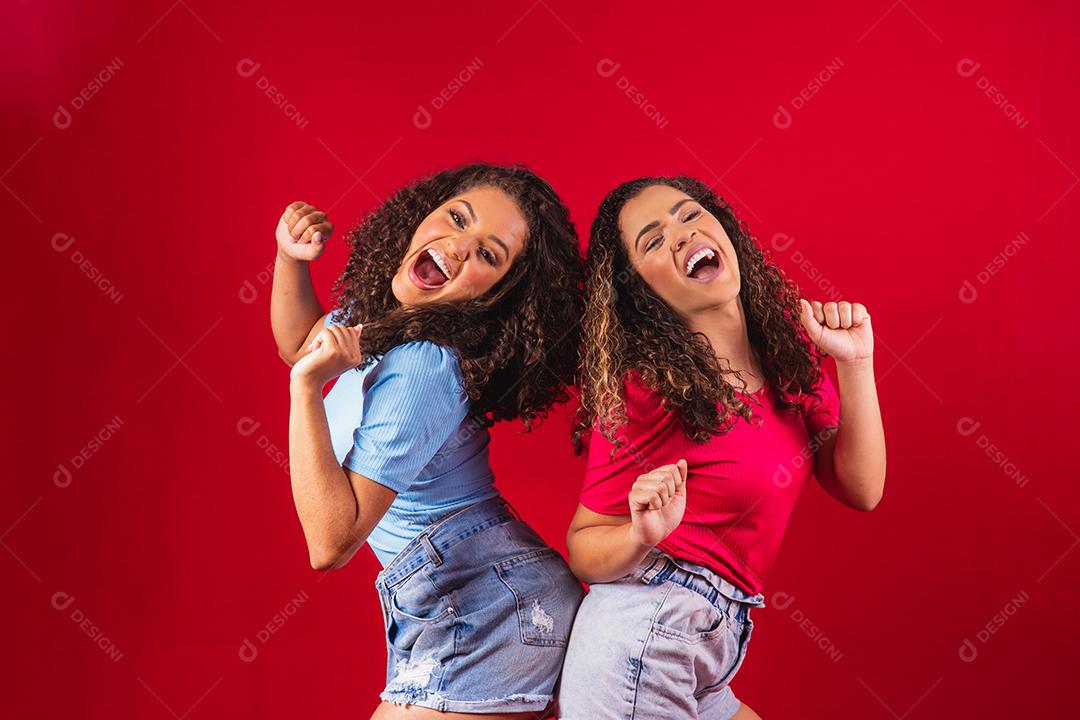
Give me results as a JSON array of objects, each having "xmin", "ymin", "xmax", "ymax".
[{"xmin": 556, "ymin": 176, "xmax": 886, "ymax": 720}]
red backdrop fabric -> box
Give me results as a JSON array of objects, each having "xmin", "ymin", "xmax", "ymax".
[{"xmin": 4, "ymin": 1, "xmax": 1078, "ymax": 717}]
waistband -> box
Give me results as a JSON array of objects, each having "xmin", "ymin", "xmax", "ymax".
[
  {"xmin": 377, "ymin": 496, "xmax": 521, "ymax": 588},
  {"xmin": 632, "ymin": 548, "xmax": 767, "ymax": 614}
]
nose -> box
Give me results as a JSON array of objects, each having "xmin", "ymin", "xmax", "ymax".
[
  {"xmin": 444, "ymin": 236, "xmax": 466, "ymax": 262},
  {"xmin": 672, "ymin": 228, "xmax": 696, "ymax": 253}
]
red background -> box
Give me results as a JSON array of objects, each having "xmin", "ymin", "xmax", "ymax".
[{"xmin": 5, "ymin": 1, "xmax": 1079, "ymax": 717}]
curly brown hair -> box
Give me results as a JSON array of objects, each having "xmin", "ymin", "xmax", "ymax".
[
  {"xmin": 573, "ymin": 175, "xmax": 829, "ymax": 453},
  {"xmin": 327, "ymin": 162, "xmax": 583, "ymax": 429}
]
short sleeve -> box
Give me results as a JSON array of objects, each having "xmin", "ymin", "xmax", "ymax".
[
  {"xmin": 802, "ymin": 368, "xmax": 840, "ymax": 436},
  {"xmin": 343, "ymin": 341, "xmax": 469, "ymax": 494},
  {"xmin": 579, "ymin": 374, "xmax": 669, "ymax": 516},
  {"xmin": 579, "ymin": 429, "xmax": 638, "ymax": 516},
  {"xmin": 324, "ymin": 309, "xmax": 349, "ymax": 328}
]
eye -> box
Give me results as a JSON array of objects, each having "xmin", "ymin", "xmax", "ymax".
[
  {"xmin": 449, "ymin": 209, "xmax": 466, "ymax": 228},
  {"xmin": 683, "ymin": 209, "xmax": 701, "ymax": 222},
  {"xmin": 644, "ymin": 235, "xmax": 663, "ymax": 253},
  {"xmin": 478, "ymin": 245, "xmax": 498, "ymax": 267}
]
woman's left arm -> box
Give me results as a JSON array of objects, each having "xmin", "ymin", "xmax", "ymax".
[{"xmin": 799, "ymin": 299, "xmax": 886, "ymax": 512}]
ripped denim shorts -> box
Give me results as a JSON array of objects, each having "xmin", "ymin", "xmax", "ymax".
[{"xmin": 373, "ymin": 496, "xmax": 585, "ymax": 714}]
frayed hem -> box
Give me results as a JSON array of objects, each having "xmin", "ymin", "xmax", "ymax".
[{"xmin": 380, "ymin": 690, "xmax": 552, "ymax": 714}]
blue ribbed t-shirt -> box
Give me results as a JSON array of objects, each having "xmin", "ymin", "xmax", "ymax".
[{"xmin": 320, "ymin": 313, "xmax": 498, "ymax": 565}]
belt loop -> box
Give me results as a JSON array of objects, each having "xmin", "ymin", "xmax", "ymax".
[
  {"xmin": 640, "ymin": 555, "xmax": 665, "ymax": 584},
  {"xmin": 419, "ymin": 534, "xmax": 443, "ymax": 567},
  {"xmin": 502, "ymin": 497, "xmax": 523, "ymax": 522},
  {"xmin": 725, "ymin": 596, "xmax": 737, "ymax": 620}
]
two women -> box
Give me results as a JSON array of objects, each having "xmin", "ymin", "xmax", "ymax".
[{"xmin": 272, "ymin": 167, "xmax": 884, "ymax": 720}]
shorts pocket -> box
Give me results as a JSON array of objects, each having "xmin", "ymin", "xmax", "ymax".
[
  {"xmin": 495, "ymin": 547, "xmax": 578, "ymax": 648},
  {"xmin": 388, "ymin": 566, "xmax": 454, "ymax": 624},
  {"xmin": 650, "ymin": 583, "xmax": 729, "ymax": 643},
  {"xmin": 375, "ymin": 580, "xmax": 393, "ymax": 633},
  {"xmin": 694, "ymin": 609, "xmax": 754, "ymax": 698}
]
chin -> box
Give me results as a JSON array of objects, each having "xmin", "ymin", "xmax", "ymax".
[
  {"xmin": 685, "ymin": 284, "xmax": 739, "ymax": 310},
  {"xmin": 390, "ymin": 274, "xmax": 416, "ymax": 306}
]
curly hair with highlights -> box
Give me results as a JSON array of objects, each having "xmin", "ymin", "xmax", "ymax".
[
  {"xmin": 327, "ymin": 162, "xmax": 583, "ymax": 430},
  {"xmin": 572, "ymin": 175, "xmax": 829, "ymax": 453}
]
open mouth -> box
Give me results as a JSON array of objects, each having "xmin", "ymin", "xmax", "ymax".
[
  {"xmin": 684, "ymin": 244, "xmax": 723, "ymax": 281},
  {"xmin": 409, "ymin": 247, "xmax": 452, "ymax": 289}
]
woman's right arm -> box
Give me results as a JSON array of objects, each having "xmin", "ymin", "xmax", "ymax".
[
  {"xmin": 271, "ymin": 201, "xmax": 335, "ymax": 366},
  {"xmin": 566, "ymin": 459, "xmax": 688, "ymax": 584},
  {"xmin": 566, "ymin": 508, "xmax": 650, "ymax": 584}
]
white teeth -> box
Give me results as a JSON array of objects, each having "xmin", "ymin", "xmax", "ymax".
[
  {"xmin": 685, "ymin": 248, "xmax": 716, "ymax": 276},
  {"xmin": 428, "ymin": 248, "xmax": 452, "ymax": 279}
]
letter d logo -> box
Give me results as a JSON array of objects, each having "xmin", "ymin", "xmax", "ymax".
[
  {"xmin": 771, "ymin": 591, "xmax": 795, "ymax": 611},
  {"xmin": 956, "ymin": 416, "xmax": 981, "ymax": 437},
  {"xmin": 236, "ymin": 58, "xmax": 261, "ymax": 78},
  {"xmin": 956, "ymin": 58, "xmax": 981, "ymax": 78},
  {"xmin": 596, "ymin": 58, "xmax": 621, "ymax": 78},
  {"xmin": 958, "ymin": 279, "xmax": 978, "ymax": 304},
  {"xmin": 413, "ymin": 105, "xmax": 432, "ymax": 130},
  {"xmin": 771, "ymin": 232, "xmax": 795, "ymax": 252},
  {"xmin": 52, "ymin": 591, "xmax": 75, "ymax": 611},
  {"xmin": 238, "ymin": 279, "xmax": 258, "ymax": 304},
  {"xmin": 237, "ymin": 417, "xmax": 261, "ymax": 437},
  {"xmin": 51, "ymin": 233, "xmax": 75, "ymax": 252},
  {"xmin": 773, "ymin": 105, "xmax": 792, "ymax": 130},
  {"xmin": 239, "ymin": 638, "xmax": 259, "ymax": 662},
  {"xmin": 53, "ymin": 105, "xmax": 72, "ymax": 130}
]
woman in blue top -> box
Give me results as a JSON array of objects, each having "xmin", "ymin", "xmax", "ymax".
[{"xmin": 271, "ymin": 163, "xmax": 585, "ymax": 719}]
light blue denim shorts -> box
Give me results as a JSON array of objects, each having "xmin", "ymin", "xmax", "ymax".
[
  {"xmin": 373, "ymin": 496, "xmax": 585, "ymax": 714},
  {"xmin": 557, "ymin": 548, "xmax": 767, "ymax": 720}
]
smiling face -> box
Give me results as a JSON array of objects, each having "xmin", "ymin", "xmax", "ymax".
[
  {"xmin": 618, "ymin": 183, "xmax": 741, "ymax": 316},
  {"xmin": 391, "ymin": 186, "xmax": 528, "ymax": 306}
]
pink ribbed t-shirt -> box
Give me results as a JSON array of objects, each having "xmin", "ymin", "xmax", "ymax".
[{"xmin": 579, "ymin": 369, "xmax": 840, "ymax": 595}]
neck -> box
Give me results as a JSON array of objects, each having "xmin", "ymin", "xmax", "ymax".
[{"xmin": 684, "ymin": 298, "xmax": 761, "ymax": 385}]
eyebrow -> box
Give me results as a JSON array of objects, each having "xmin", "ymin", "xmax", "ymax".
[
  {"xmin": 634, "ymin": 198, "xmax": 696, "ymax": 250},
  {"xmin": 460, "ymin": 199, "xmax": 478, "ymax": 223},
  {"xmin": 488, "ymin": 234, "xmax": 509, "ymax": 262},
  {"xmin": 456, "ymin": 198, "xmax": 508, "ymax": 261}
]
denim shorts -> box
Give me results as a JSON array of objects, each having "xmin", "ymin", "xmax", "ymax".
[
  {"xmin": 373, "ymin": 496, "xmax": 585, "ymax": 714},
  {"xmin": 557, "ymin": 548, "xmax": 767, "ymax": 720}
]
